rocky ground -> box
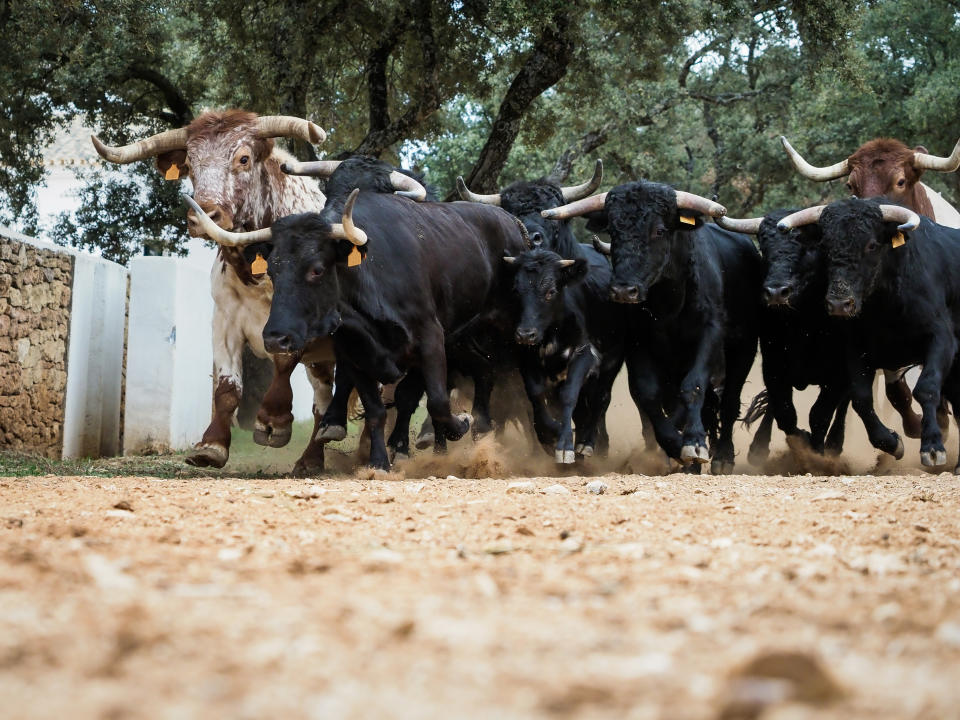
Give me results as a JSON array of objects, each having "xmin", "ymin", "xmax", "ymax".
[{"xmin": 2, "ymin": 465, "xmax": 959, "ymax": 719}]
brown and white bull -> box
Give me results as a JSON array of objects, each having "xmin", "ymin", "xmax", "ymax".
[
  {"xmin": 92, "ymin": 110, "xmax": 333, "ymax": 472},
  {"xmin": 780, "ymin": 133, "xmax": 960, "ymax": 437}
]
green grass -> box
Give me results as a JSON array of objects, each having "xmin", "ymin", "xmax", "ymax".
[{"xmin": 0, "ymin": 420, "xmax": 356, "ymax": 478}]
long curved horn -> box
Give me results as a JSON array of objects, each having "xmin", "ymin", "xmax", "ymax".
[
  {"xmin": 716, "ymin": 215, "xmax": 763, "ymax": 234},
  {"xmin": 90, "ymin": 128, "xmax": 189, "ymax": 164},
  {"xmin": 777, "ymin": 205, "xmax": 826, "ymax": 231},
  {"xmin": 675, "ymin": 191, "xmax": 726, "ymax": 217},
  {"xmin": 560, "ymin": 159, "xmax": 603, "ymax": 201},
  {"xmin": 255, "ymin": 116, "xmax": 326, "ymax": 144},
  {"xmin": 591, "ymin": 235, "xmax": 611, "ymax": 255},
  {"xmin": 389, "ymin": 171, "xmax": 427, "ymax": 201},
  {"xmin": 456, "ymin": 176, "xmax": 501, "ymax": 205},
  {"xmin": 327, "ymin": 188, "xmax": 368, "ymax": 246},
  {"xmin": 913, "ymin": 137, "xmax": 960, "ymax": 172},
  {"xmin": 181, "ymin": 194, "xmax": 272, "ymax": 247},
  {"xmin": 879, "ymin": 204, "xmax": 921, "ymax": 232},
  {"xmin": 280, "ymin": 160, "xmax": 342, "ymax": 177},
  {"xmin": 541, "ymin": 192, "xmax": 607, "ymax": 220},
  {"xmin": 780, "ymin": 136, "xmax": 850, "ymax": 182}
]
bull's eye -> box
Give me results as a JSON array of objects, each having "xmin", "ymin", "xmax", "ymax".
[
  {"xmin": 239, "ymin": 155, "xmax": 250, "ymax": 166},
  {"xmin": 544, "ymin": 288, "xmax": 557, "ymax": 301},
  {"xmin": 865, "ymin": 240, "xmax": 880, "ymax": 254},
  {"xmin": 896, "ymin": 178, "xmax": 905, "ymax": 188},
  {"xmin": 306, "ymin": 264, "xmax": 325, "ymax": 282}
]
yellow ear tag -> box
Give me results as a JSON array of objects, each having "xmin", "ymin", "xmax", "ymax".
[
  {"xmin": 347, "ymin": 246, "xmax": 363, "ymax": 268},
  {"xmin": 251, "ymin": 253, "xmax": 268, "ymax": 275},
  {"xmin": 679, "ymin": 214, "xmax": 696, "ymax": 225},
  {"xmin": 164, "ymin": 163, "xmax": 181, "ymax": 181},
  {"xmin": 891, "ymin": 232, "xmax": 905, "ymax": 249}
]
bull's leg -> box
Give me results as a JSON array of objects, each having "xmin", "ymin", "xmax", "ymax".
[
  {"xmin": 518, "ymin": 364, "xmax": 561, "ymax": 453},
  {"xmin": 351, "ymin": 370, "xmax": 390, "ymax": 470},
  {"xmin": 418, "ymin": 321, "xmax": 470, "ymax": 444},
  {"xmin": 292, "ymin": 361, "xmax": 335, "ymax": 476},
  {"xmin": 388, "ymin": 371, "xmax": 425, "ymax": 459},
  {"xmin": 625, "ymin": 347, "xmax": 682, "ymax": 461},
  {"xmin": 884, "ymin": 369, "xmax": 922, "ymax": 439},
  {"xmin": 712, "ymin": 339, "xmax": 755, "ymax": 475},
  {"xmin": 678, "ymin": 322, "xmax": 723, "ymax": 465},
  {"xmin": 748, "ymin": 411, "xmax": 774, "ymax": 466},
  {"xmin": 575, "ymin": 348, "xmax": 621, "ymax": 457},
  {"xmin": 186, "ymin": 310, "xmax": 244, "ymax": 468},
  {"xmin": 470, "ymin": 373, "xmax": 495, "ymax": 438},
  {"xmin": 318, "ymin": 363, "xmax": 354, "ymax": 442},
  {"xmin": 847, "ymin": 352, "xmax": 903, "ymax": 458},
  {"xmin": 554, "ymin": 346, "xmax": 599, "ymax": 464},
  {"xmin": 253, "ymin": 352, "xmax": 301, "ymax": 448},
  {"xmin": 913, "ymin": 333, "xmax": 957, "ymax": 467},
  {"xmin": 824, "ymin": 396, "xmax": 849, "ymax": 456},
  {"xmin": 808, "ymin": 385, "xmax": 845, "ymax": 454}
]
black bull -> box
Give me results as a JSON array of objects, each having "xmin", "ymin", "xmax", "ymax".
[
  {"xmin": 261, "ymin": 192, "xmax": 529, "ymax": 469},
  {"xmin": 810, "ymin": 198, "xmax": 960, "ymax": 471}
]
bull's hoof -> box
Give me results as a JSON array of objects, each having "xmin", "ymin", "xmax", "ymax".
[
  {"xmin": 554, "ymin": 449, "xmax": 576, "ymax": 464},
  {"xmin": 254, "ymin": 421, "xmax": 292, "ymax": 448},
  {"xmin": 292, "ymin": 456, "xmax": 324, "ymax": 477},
  {"xmin": 680, "ymin": 444, "xmax": 709, "ymax": 464},
  {"xmin": 316, "ymin": 424, "xmax": 347, "ymax": 442},
  {"xmin": 920, "ymin": 449, "xmax": 947, "ymax": 467},
  {"xmin": 185, "ymin": 444, "xmax": 228, "ymax": 469},
  {"xmin": 893, "ymin": 435, "xmax": 905, "ymax": 460},
  {"xmin": 711, "ymin": 458, "xmax": 734, "ymax": 475},
  {"xmin": 576, "ymin": 444, "xmax": 594, "ymax": 458},
  {"xmin": 446, "ymin": 413, "xmax": 472, "ymax": 441}
]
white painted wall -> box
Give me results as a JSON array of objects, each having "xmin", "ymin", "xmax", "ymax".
[{"xmin": 124, "ymin": 256, "xmax": 314, "ymax": 454}]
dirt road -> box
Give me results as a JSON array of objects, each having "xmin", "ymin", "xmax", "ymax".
[{"xmin": 2, "ymin": 468, "xmax": 959, "ymax": 719}]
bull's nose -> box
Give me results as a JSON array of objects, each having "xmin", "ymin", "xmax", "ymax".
[
  {"xmin": 610, "ymin": 284, "xmax": 641, "ymax": 304},
  {"xmin": 763, "ymin": 283, "xmax": 793, "ymax": 305},
  {"xmin": 826, "ymin": 296, "xmax": 856, "ymax": 317},
  {"xmin": 263, "ymin": 330, "xmax": 297, "ymax": 354},
  {"xmin": 187, "ymin": 202, "xmax": 228, "ymax": 236},
  {"xmin": 515, "ymin": 328, "xmax": 539, "ymax": 345}
]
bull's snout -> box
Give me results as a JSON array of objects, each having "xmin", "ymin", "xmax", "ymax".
[
  {"xmin": 263, "ymin": 329, "xmax": 300, "ymax": 354},
  {"xmin": 187, "ymin": 200, "xmax": 233, "ymax": 238},
  {"xmin": 610, "ymin": 284, "xmax": 642, "ymax": 304},
  {"xmin": 763, "ymin": 283, "xmax": 794, "ymax": 306},
  {"xmin": 826, "ymin": 296, "xmax": 857, "ymax": 317},
  {"xmin": 515, "ymin": 327, "xmax": 540, "ymax": 345}
]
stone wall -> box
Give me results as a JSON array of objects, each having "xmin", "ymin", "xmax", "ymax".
[{"xmin": 0, "ymin": 236, "xmax": 73, "ymax": 457}]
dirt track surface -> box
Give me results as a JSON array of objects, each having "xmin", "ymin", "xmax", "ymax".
[{"xmin": 2, "ymin": 471, "xmax": 960, "ymax": 720}]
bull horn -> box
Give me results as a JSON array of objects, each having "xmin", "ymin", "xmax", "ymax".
[
  {"xmin": 181, "ymin": 194, "xmax": 272, "ymax": 247},
  {"xmin": 592, "ymin": 235, "xmax": 611, "ymax": 255},
  {"xmin": 328, "ymin": 188, "xmax": 367, "ymax": 246},
  {"xmin": 913, "ymin": 137, "xmax": 960, "ymax": 172},
  {"xmin": 281, "ymin": 160, "xmax": 342, "ymax": 177},
  {"xmin": 456, "ymin": 176, "xmax": 501, "ymax": 205},
  {"xmin": 716, "ymin": 215, "xmax": 763, "ymax": 234},
  {"xmin": 780, "ymin": 135, "xmax": 850, "ymax": 182},
  {"xmin": 675, "ymin": 190, "xmax": 726, "ymax": 217},
  {"xmin": 777, "ymin": 205, "xmax": 826, "ymax": 231},
  {"xmin": 90, "ymin": 128, "xmax": 189, "ymax": 165},
  {"xmin": 879, "ymin": 204, "xmax": 921, "ymax": 232},
  {"xmin": 541, "ymin": 192, "xmax": 607, "ymax": 220},
  {"xmin": 557, "ymin": 259, "xmax": 576, "ymax": 267},
  {"xmin": 560, "ymin": 159, "xmax": 603, "ymax": 202},
  {"xmin": 255, "ymin": 116, "xmax": 326, "ymax": 144},
  {"xmin": 389, "ymin": 171, "xmax": 427, "ymax": 201}
]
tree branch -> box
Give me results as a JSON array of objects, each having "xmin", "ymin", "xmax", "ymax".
[
  {"xmin": 545, "ymin": 121, "xmax": 614, "ymax": 184},
  {"xmin": 459, "ymin": 12, "xmax": 575, "ymax": 195},
  {"xmin": 126, "ymin": 64, "xmax": 193, "ymax": 126}
]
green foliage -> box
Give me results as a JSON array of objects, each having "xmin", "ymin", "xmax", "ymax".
[{"xmin": 2, "ymin": 0, "xmax": 959, "ymax": 257}]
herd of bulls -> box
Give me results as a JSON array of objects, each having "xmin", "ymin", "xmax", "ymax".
[{"xmin": 90, "ymin": 110, "xmax": 960, "ymax": 474}]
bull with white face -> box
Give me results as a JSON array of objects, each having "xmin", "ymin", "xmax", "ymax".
[{"xmin": 92, "ymin": 110, "xmax": 332, "ymax": 472}]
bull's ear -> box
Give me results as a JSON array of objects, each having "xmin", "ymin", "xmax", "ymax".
[
  {"xmin": 557, "ymin": 257, "xmax": 588, "ymax": 285},
  {"xmin": 241, "ymin": 241, "xmax": 274, "ymax": 266},
  {"xmin": 333, "ymin": 238, "xmax": 364, "ymax": 264},
  {"xmin": 914, "ymin": 145, "xmax": 929, "ymax": 155},
  {"xmin": 156, "ymin": 149, "xmax": 188, "ymax": 180}
]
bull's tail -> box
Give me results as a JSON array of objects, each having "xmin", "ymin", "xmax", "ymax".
[{"xmin": 740, "ymin": 388, "xmax": 769, "ymax": 428}]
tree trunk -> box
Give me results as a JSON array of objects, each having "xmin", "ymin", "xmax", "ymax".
[{"xmin": 459, "ymin": 13, "xmax": 575, "ymax": 195}]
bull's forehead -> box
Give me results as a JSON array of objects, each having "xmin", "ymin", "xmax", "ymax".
[{"xmin": 186, "ymin": 124, "xmax": 256, "ymax": 166}]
